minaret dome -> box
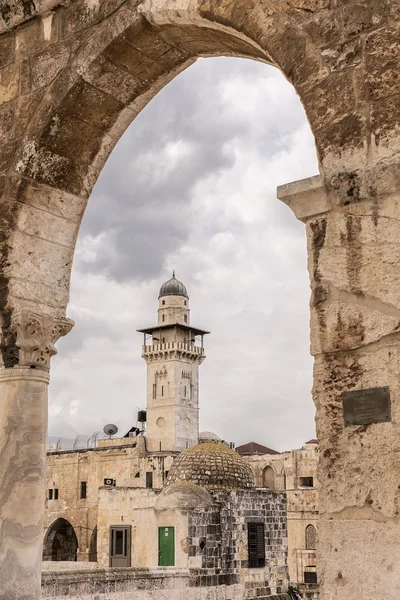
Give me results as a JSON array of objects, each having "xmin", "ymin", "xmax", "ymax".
[{"xmin": 159, "ymin": 271, "xmax": 188, "ymax": 299}]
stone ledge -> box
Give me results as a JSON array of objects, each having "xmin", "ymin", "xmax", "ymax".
[{"xmin": 277, "ymin": 175, "xmax": 331, "ymax": 222}]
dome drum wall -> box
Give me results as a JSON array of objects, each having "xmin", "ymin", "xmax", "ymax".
[{"xmin": 165, "ymin": 442, "xmax": 255, "ymax": 491}]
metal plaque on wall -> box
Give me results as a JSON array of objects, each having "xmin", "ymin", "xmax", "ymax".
[{"xmin": 342, "ymin": 386, "xmax": 391, "ymax": 426}]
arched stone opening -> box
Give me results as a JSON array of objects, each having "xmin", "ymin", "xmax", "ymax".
[
  {"xmin": 0, "ymin": 2, "xmax": 399, "ymax": 599},
  {"xmin": 262, "ymin": 466, "xmax": 275, "ymax": 490},
  {"xmin": 43, "ymin": 518, "xmax": 78, "ymax": 562}
]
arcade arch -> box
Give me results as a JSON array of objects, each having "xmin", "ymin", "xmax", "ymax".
[
  {"xmin": 262, "ymin": 466, "xmax": 276, "ymax": 490},
  {"xmin": 0, "ymin": 2, "xmax": 398, "ymax": 599},
  {"xmin": 43, "ymin": 518, "xmax": 78, "ymax": 562}
]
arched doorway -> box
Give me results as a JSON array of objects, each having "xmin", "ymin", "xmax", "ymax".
[
  {"xmin": 43, "ymin": 519, "xmax": 78, "ymax": 562},
  {"xmin": 263, "ymin": 466, "xmax": 275, "ymax": 490}
]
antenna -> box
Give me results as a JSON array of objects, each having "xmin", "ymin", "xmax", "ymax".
[{"xmin": 103, "ymin": 424, "xmax": 118, "ymax": 439}]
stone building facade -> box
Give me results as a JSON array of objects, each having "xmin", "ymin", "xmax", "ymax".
[
  {"xmin": 238, "ymin": 440, "xmax": 319, "ymax": 586},
  {"xmin": 43, "ymin": 442, "xmax": 290, "ymax": 600}
]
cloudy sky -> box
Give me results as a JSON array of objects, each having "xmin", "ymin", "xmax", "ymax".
[{"xmin": 48, "ymin": 57, "xmax": 319, "ymax": 452}]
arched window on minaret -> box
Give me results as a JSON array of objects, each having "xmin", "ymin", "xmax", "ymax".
[{"xmin": 306, "ymin": 525, "xmax": 317, "ymax": 550}]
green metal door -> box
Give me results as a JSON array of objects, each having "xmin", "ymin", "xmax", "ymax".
[{"xmin": 158, "ymin": 526, "xmax": 175, "ymax": 566}]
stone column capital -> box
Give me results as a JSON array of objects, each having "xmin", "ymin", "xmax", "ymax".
[
  {"xmin": 0, "ymin": 310, "xmax": 74, "ymax": 370},
  {"xmin": 277, "ymin": 174, "xmax": 331, "ymax": 223}
]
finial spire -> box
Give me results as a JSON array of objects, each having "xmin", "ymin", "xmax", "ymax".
[{"xmin": 172, "ymin": 270, "xmax": 175, "ymax": 278}]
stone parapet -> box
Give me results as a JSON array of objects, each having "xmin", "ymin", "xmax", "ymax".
[{"xmin": 41, "ymin": 566, "xmax": 292, "ymax": 599}]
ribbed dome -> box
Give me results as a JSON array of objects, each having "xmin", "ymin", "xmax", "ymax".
[
  {"xmin": 159, "ymin": 272, "xmax": 188, "ymax": 299},
  {"xmin": 165, "ymin": 442, "xmax": 255, "ymax": 491}
]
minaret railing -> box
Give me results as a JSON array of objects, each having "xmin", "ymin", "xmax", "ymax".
[{"xmin": 142, "ymin": 342, "xmax": 203, "ymax": 354}]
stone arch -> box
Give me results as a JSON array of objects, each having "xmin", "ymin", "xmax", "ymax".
[
  {"xmin": 0, "ymin": 0, "xmax": 357, "ymax": 330},
  {"xmin": 0, "ymin": 2, "xmax": 399, "ymax": 599},
  {"xmin": 306, "ymin": 524, "xmax": 316, "ymax": 551},
  {"xmin": 262, "ymin": 466, "xmax": 275, "ymax": 490},
  {"xmin": 43, "ymin": 518, "xmax": 78, "ymax": 562}
]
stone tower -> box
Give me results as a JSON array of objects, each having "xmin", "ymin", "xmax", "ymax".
[{"xmin": 138, "ymin": 273, "xmax": 209, "ymax": 452}]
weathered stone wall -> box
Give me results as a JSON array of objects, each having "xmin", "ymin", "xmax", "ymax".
[
  {"xmin": 242, "ymin": 444, "xmax": 318, "ymax": 585},
  {"xmin": 41, "ymin": 566, "xmax": 292, "ymax": 600},
  {"xmin": 188, "ymin": 489, "xmax": 288, "ymax": 598}
]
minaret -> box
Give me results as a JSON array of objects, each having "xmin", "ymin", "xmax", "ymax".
[{"xmin": 137, "ymin": 273, "xmax": 209, "ymax": 453}]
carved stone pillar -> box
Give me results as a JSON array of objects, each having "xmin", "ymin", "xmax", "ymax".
[
  {"xmin": 278, "ymin": 171, "xmax": 400, "ymax": 600},
  {"xmin": 0, "ymin": 310, "xmax": 73, "ymax": 600}
]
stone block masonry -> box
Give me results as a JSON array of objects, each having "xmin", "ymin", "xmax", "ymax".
[{"xmin": 41, "ymin": 566, "xmax": 293, "ymax": 600}]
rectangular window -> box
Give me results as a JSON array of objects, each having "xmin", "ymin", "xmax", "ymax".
[
  {"xmin": 48, "ymin": 489, "xmax": 53, "ymax": 500},
  {"xmin": 161, "ymin": 385, "xmax": 164, "ymax": 397},
  {"xmin": 304, "ymin": 571, "xmax": 318, "ymax": 584},
  {"xmin": 54, "ymin": 488, "xmax": 59, "ymax": 500},
  {"xmin": 110, "ymin": 526, "xmax": 131, "ymax": 567},
  {"xmin": 153, "ymin": 384, "xmax": 156, "ymax": 399},
  {"xmin": 80, "ymin": 481, "xmax": 87, "ymax": 499},
  {"xmin": 248, "ymin": 522, "xmax": 265, "ymax": 568},
  {"xmin": 146, "ymin": 472, "xmax": 153, "ymax": 488},
  {"xmin": 184, "ymin": 385, "xmax": 186, "ymax": 397},
  {"xmin": 300, "ymin": 477, "xmax": 314, "ymax": 488}
]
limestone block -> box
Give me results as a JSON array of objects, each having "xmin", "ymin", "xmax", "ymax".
[
  {"xmin": 80, "ymin": 55, "xmax": 147, "ymax": 105},
  {"xmin": 321, "ymin": 38, "xmax": 362, "ymax": 72},
  {"xmin": 0, "ymin": 62, "xmax": 19, "ymax": 105},
  {"xmin": 316, "ymin": 115, "xmax": 368, "ymax": 173},
  {"xmin": 310, "ymin": 301, "xmax": 400, "ymax": 354},
  {"xmin": 365, "ymin": 27, "xmax": 400, "ymax": 101},
  {"xmin": 0, "ymin": 33, "xmax": 15, "ymax": 68},
  {"xmin": 301, "ymin": 11, "xmax": 342, "ymax": 48},
  {"xmin": 371, "ymin": 96, "xmax": 400, "ymax": 161},
  {"xmin": 6, "ymin": 229, "xmax": 73, "ymax": 294},
  {"xmin": 315, "ymin": 245, "xmax": 400, "ymax": 310},
  {"xmin": 324, "ymin": 211, "xmax": 400, "ymax": 247},
  {"xmin": 16, "ymin": 203, "xmax": 78, "ymax": 248},
  {"xmin": 342, "ymin": 1, "xmax": 385, "ymax": 38},
  {"xmin": 20, "ymin": 43, "xmax": 70, "ymax": 95},
  {"xmin": 6, "ymin": 177, "xmax": 87, "ymax": 223},
  {"xmin": 318, "ymin": 520, "xmax": 400, "ymax": 600},
  {"xmin": 303, "ymin": 70, "xmax": 356, "ymax": 131},
  {"xmin": 15, "ymin": 13, "xmax": 59, "ymax": 59}
]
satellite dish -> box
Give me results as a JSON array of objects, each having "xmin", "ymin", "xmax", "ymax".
[{"xmin": 103, "ymin": 424, "xmax": 118, "ymax": 438}]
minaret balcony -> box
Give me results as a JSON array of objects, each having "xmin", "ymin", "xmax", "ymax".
[{"xmin": 142, "ymin": 341, "xmax": 204, "ymax": 360}]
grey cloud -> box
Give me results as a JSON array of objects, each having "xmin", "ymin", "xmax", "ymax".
[{"xmin": 76, "ymin": 57, "xmax": 311, "ymax": 282}]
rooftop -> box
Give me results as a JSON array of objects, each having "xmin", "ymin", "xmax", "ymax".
[{"xmin": 236, "ymin": 441, "xmax": 280, "ymax": 456}]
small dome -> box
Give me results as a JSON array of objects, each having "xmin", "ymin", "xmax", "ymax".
[
  {"xmin": 156, "ymin": 482, "xmax": 214, "ymax": 510},
  {"xmin": 159, "ymin": 272, "xmax": 188, "ymax": 299},
  {"xmin": 199, "ymin": 431, "xmax": 221, "ymax": 443},
  {"xmin": 165, "ymin": 442, "xmax": 255, "ymax": 491}
]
